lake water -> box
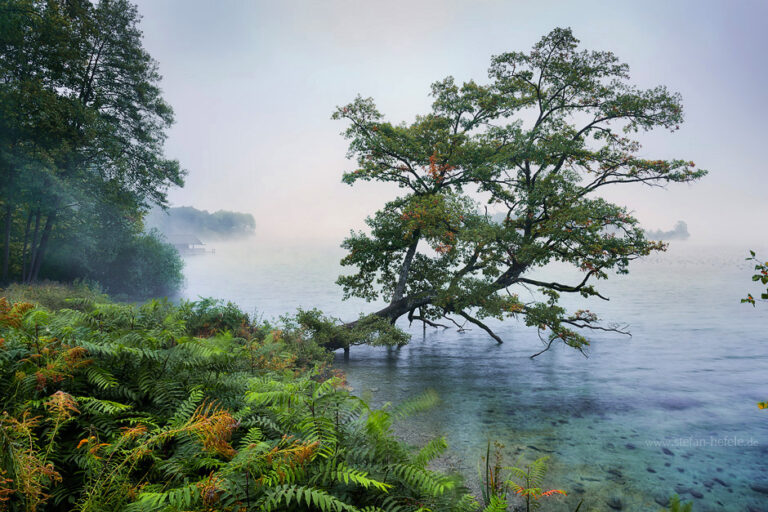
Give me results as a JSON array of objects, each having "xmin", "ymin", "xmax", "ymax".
[{"xmin": 178, "ymin": 240, "xmax": 768, "ymax": 511}]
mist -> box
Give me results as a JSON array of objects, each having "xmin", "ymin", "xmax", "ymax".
[{"xmin": 133, "ymin": 0, "xmax": 768, "ymax": 248}]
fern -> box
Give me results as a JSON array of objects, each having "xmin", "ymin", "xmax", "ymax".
[
  {"xmin": 0, "ymin": 294, "xmax": 500, "ymax": 511},
  {"xmin": 260, "ymin": 484, "xmax": 359, "ymax": 512},
  {"xmin": 481, "ymin": 495, "xmax": 507, "ymax": 512}
]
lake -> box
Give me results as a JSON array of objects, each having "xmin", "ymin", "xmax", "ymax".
[{"xmin": 178, "ymin": 239, "xmax": 768, "ymax": 511}]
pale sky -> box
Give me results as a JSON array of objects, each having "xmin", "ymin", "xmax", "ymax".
[{"xmin": 134, "ymin": 0, "xmax": 768, "ymax": 245}]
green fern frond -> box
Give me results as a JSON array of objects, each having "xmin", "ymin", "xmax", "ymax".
[
  {"xmin": 260, "ymin": 484, "xmax": 359, "ymax": 512},
  {"xmin": 125, "ymin": 481, "xmax": 200, "ymax": 512},
  {"xmin": 482, "ymin": 494, "xmax": 507, "ymax": 512},
  {"xmin": 413, "ymin": 437, "xmax": 448, "ymax": 468},
  {"xmin": 391, "ymin": 389, "xmax": 439, "ymax": 420}
]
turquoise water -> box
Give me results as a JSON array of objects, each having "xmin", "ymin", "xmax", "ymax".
[{"xmin": 180, "ymin": 242, "xmax": 768, "ymax": 511}]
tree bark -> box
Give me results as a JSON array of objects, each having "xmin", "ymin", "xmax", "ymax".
[
  {"xmin": 391, "ymin": 235, "xmax": 419, "ymax": 304},
  {"xmin": 25, "ymin": 209, "xmax": 41, "ymax": 283},
  {"xmin": 30, "ymin": 211, "xmax": 55, "ymax": 283},
  {"xmin": 20, "ymin": 208, "xmax": 32, "ymax": 281},
  {"xmin": 1, "ymin": 203, "xmax": 11, "ymax": 283}
]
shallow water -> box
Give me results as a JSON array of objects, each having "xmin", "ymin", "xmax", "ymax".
[{"xmin": 180, "ymin": 241, "xmax": 768, "ymax": 511}]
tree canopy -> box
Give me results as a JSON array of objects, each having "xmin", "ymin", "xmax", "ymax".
[
  {"xmin": 0, "ymin": 0, "xmax": 184, "ymax": 294},
  {"xmin": 333, "ymin": 28, "xmax": 706, "ymax": 356}
]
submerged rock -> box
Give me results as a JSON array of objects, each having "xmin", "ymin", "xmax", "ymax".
[
  {"xmin": 750, "ymin": 482, "xmax": 768, "ymax": 495},
  {"xmin": 606, "ymin": 496, "xmax": 623, "ymax": 510},
  {"xmin": 662, "ymin": 447, "xmax": 674, "ymax": 456}
]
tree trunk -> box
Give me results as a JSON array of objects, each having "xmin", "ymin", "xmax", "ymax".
[
  {"xmin": 20, "ymin": 208, "xmax": 32, "ymax": 281},
  {"xmin": 1, "ymin": 203, "xmax": 11, "ymax": 283},
  {"xmin": 25, "ymin": 209, "xmax": 41, "ymax": 283},
  {"xmin": 30, "ymin": 211, "xmax": 55, "ymax": 283},
  {"xmin": 391, "ymin": 235, "xmax": 419, "ymax": 304}
]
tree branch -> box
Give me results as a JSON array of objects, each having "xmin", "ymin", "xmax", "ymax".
[{"xmin": 457, "ymin": 311, "xmax": 503, "ymax": 344}]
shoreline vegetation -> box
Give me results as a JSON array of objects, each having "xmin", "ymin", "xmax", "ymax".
[{"xmin": 0, "ymin": 282, "xmax": 693, "ymax": 511}]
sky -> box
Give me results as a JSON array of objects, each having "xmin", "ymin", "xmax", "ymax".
[{"xmin": 133, "ymin": 0, "xmax": 768, "ymax": 246}]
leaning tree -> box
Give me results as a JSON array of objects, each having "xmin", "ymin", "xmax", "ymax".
[{"xmin": 331, "ymin": 28, "xmax": 706, "ymax": 357}]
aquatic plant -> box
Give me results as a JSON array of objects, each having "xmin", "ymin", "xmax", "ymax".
[
  {"xmin": 742, "ymin": 250, "xmax": 768, "ymax": 308},
  {"xmin": 478, "ymin": 442, "xmax": 569, "ymax": 512},
  {"xmin": 660, "ymin": 493, "xmax": 694, "ymax": 512},
  {"xmin": 741, "ymin": 250, "xmax": 768, "ymax": 409}
]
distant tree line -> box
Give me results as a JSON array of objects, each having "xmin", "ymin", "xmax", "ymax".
[
  {"xmin": 645, "ymin": 220, "xmax": 690, "ymax": 241},
  {"xmin": 145, "ymin": 206, "xmax": 256, "ymax": 238},
  {"xmin": 0, "ymin": 0, "xmax": 184, "ymax": 297}
]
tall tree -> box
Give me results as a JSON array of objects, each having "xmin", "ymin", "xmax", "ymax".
[
  {"xmin": 0, "ymin": 0, "xmax": 184, "ymax": 283},
  {"xmin": 333, "ymin": 28, "xmax": 706, "ymax": 356}
]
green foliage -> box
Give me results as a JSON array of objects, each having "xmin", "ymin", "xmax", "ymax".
[
  {"xmin": 293, "ymin": 308, "xmax": 410, "ymax": 352},
  {"xmin": 0, "ymin": 0, "xmax": 184, "ymax": 289},
  {"xmin": 742, "ymin": 250, "xmax": 768, "ymax": 306},
  {"xmin": 181, "ymin": 297, "xmax": 254, "ymax": 337},
  {"xmin": 0, "ymin": 295, "xmax": 474, "ymax": 511},
  {"xmin": 741, "ymin": 250, "xmax": 768, "ymax": 410},
  {"xmin": 95, "ymin": 229, "xmax": 184, "ymax": 298},
  {"xmin": 477, "ymin": 442, "xmax": 568, "ymax": 512},
  {"xmin": 333, "ymin": 27, "xmax": 706, "ymax": 355},
  {"xmin": 660, "ymin": 494, "xmax": 693, "ymax": 512}
]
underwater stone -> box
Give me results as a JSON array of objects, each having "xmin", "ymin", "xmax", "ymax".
[
  {"xmin": 662, "ymin": 447, "xmax": 674, "ymax": 456},
  {"xmin": 690, "ymin": 490, "xmax": 703, "ymax": 499},
  {"xmin": 625, "ymin": 443, "xmax": 636, "ymax": 449},
  {"xmin": 654, "ymin": 495, "xmax": 669, "ymax": 507},
  {"xmin": 647, "ymin": 467, "xmax": 656, "ymax": 473},
  {"xmin": 606, "ymin": 496, "xmax": 623, "ymax": 510},
  {"xmin": 712, "ymin": 477, "xmax": 728, "ymax": 487},
  {"xmin": 750, "ymin": 482, "xmax": 768, "ymax": 494}
]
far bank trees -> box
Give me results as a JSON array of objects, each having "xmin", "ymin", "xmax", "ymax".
[{"xmin": 333, "ymin": 28, "xmax": 706, "ymax": 356}]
